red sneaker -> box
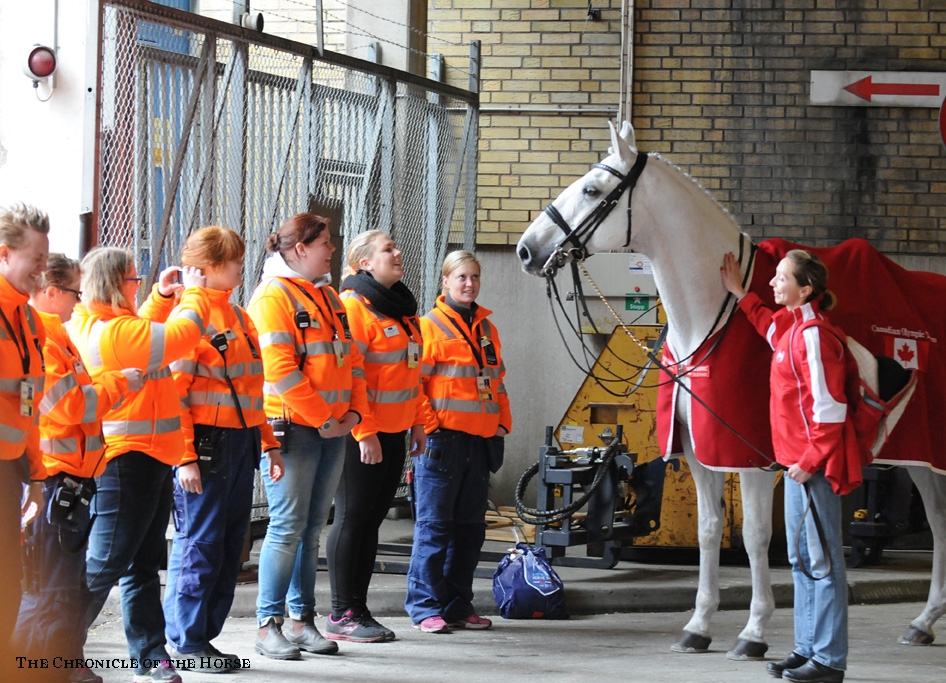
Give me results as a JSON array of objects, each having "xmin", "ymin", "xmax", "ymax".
[{"xmin": 449, "ymin": 613, "xmax": 492, "ymax": 630}]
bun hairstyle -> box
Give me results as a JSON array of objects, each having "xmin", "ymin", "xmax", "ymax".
[
  {"xmin": 786, "ymin": 249, "xmax": 836, "ymax": 311},
  {"xmin": 33, "ymin": 253, "xmax": 80, "ymax": 296},
  {"xmin": 346, "ymin": 229, "xmax": 386, "ymax": 276},
  {"xmin": 182, "ymin": 226, "xmax": 245, "ymax": 268},
  {"xmin": 266, "ymin": 213, "xmax": 330, "ymax": 257}
]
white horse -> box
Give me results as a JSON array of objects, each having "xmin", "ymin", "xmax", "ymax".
[{"xmin": 516, "ymin": 121, "xmax": 946, "ymax": 656}]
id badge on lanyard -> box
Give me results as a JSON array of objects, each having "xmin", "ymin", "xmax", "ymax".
[
  {"xmin": 20, "ymin": 378, "xmax": 35, "ymax": 417},
  {"xmin": 333, "ymin": 339, "xmax": 345, "ymax": 368},
  {"xmin": 476, "ymin": 373, "xmax": 493, "ymax": 401},
  {"xmin": 407, "ymin": 341, "xmax": 420, "ymax": 369}
]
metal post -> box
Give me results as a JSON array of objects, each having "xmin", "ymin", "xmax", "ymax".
[
  {"xmin": 469, "ymin": 39, "xmax": 480, "ymax": 94},
  {"xmin": 424, "ymin": 54, "xmax": 443, "ymax": 308},
  {"xmin": 316, "ymin": 0, "xmax": 324, "ymax": 57}
]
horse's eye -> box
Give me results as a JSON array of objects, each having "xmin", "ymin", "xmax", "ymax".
[{"xmin": 583, "ymin": 186, "xmax": 600, "ymax": 198}]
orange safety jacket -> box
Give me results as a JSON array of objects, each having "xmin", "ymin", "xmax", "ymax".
[
  {"xmin": 36, "ymin": 310, "xmax": 128, "ymax": 479},
  {"xmin": 0, "ymin": 273, "xmax": 47, "ymax": 480},
  {"xmin": 340, "ymin": 290, "xmax": 430, "ymax": 440},
  {"xmin": 68, "ymin": 285, "xmax": 211, "ymax": 465},
  {"xmin": 419, "ymin": 295, "xmax": 511, "ymax": 439},
  {"xmin": 247, "ymin": 254, "xmax": 368, "ymax": 429},
  {"xmin": 170, "ymin": 288, "xmax": 279, "ymax": 464}
]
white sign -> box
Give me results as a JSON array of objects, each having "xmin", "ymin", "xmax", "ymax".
[
  {"xmin": 558, "ymin": 424, "xmax": 585, "ymax": 444},
  {"xmin": 628, "ymin": 253, "xmax": 653, "ymax": 275},
  {"xmin": 811, "ymin": 71, "xmax": 946, "ymax": 108}
]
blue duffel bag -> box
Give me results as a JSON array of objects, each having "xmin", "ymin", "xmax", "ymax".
[{"xmin": 492, "ymin": 543, "xmax": 568, "ymax": 619}]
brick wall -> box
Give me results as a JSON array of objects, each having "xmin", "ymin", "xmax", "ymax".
[{"xmin": 428, "ymin": 0, "xmax": 946, "ymax": 253}]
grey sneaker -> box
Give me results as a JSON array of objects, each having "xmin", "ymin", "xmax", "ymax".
[
  {"xmin": 255, "ymin": 617, "xmax": 302, "ymax": 660},
  {"xmin": 285, "ymin": 613, "xmax": 339, "ymax": 654}
]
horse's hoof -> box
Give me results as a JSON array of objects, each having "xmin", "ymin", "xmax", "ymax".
[
  {"xmin": 670, "ymin": 631, "xmax": 712, "ymax": 654},
  {"xmin": 726, "ymin": 638, "xmax": 768, "ymax": 661},
  {"xmin": 899, "ymin": 626, "xmax": 934, "ymax": 646}
]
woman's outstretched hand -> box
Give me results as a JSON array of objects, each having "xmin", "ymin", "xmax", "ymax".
[{"xmin": 720, "ymin": 252, "xmax": 747, "ymax": 299}]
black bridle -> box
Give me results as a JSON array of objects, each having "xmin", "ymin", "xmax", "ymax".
[{"xmin": 541, "ymin": 152, "xmax": 649, "ymax": 277}]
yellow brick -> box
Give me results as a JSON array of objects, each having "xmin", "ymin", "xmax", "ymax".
[
  {"xmin": 529, "ymin": 115, "xmax": 572, "ymax": 128},
  {"xmin": 476, "ymin": 233, "xmax": 509, "ymax": 245},
  {"xmin": 531, "ymin": 139, "xmax": 571, "ymax": 151},
  {"xmin": 502, "ymin": 81, "xmax": 542, "ymax": 92},
  {"xmin": 487, "ymin": 92, "xmax": 534, "ymax": 104},
  {"xmin": 463, "ymin": 10, "xmax": 501, "ymax": 20},
  {"xmin": 512, "ymin": 163, "xmax": 552, "ymax": 175},
  {"xmin": 541, "ymin": 81, "xmax": 581, "ymax": 92},
  {"xmin": 452, "ymin": 0, "xmax": 493, "ymax": 8},
  {"xmin": 488, "ymin": 209, "xmax": 531, "ymax": 221},
  {"xmin": 501, "ymin": 198, "xmax": 542, "ymax": 210},
  {"xmin": 521, "ymin": 9, "xmax": 561, "ymax": 20},
  {"xmin": 477, "ymin": 186, "xmax": 510, "ymax": 198},
  {"xmin": 490, "ymin": 45, "xmax": 532, "ymax": 56},
  {"xmin": 510, "ymin": 187, "xmax": 554, "ymax": 199},
  {"xmin": 499, "ymin": 175, "xmax": 521, "ymax": 186},
  {"xmin": 481, "ymin": 151, "xmax": 520, "ymax": 163},
  {"xmin": 431, "ymin": 21, "xmax": 472, "ymax": 33},
  {"xmin": 479, "ymin": 162, "xmax": 512, "ymax": 174}
]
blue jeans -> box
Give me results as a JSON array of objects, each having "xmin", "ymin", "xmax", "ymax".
[
  {"xmin": 85, "ymin": 451, "xmax": 174, "ymax": 674},
  {"xmin": 405, "ymin": 429, "xmax": 490, "ymax": 624},
  {"xmin": 784, "ymin": 472, "xmax": 848, "ymax": 671},
  {"xmin": 164, "ymin": 426, "xmax": 259, "ymax": 653},
  {"xmin": 256, "ymin": 423, "xmax": 344, "ymax": 624},
  {"xmin": 14, "ymin": 473, "xmax": 93, "ymax": 662}
]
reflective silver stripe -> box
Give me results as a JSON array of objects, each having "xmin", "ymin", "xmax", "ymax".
[
  {"xmin": 188, "ymin": 390, "xmax": 262, "ymax": 411},
  {"xmin": 342, "ymin": 292, "xmax": 387, "ymax": 323},
  {"xmin": 180, "ymin": 396, "xmax": 190, "ymax": 409},
  {"xmin": 87, "ymin": 434, "xmax": 105, "ymax": 452},
  {"xmin": 498, "ymin": 382, "xmax": 507, "ymax": 395},
  {"xmin": 88, "ymin": 321, "xmax": 106, "ymax": 368},
  {"xmin": 175, "ymin": 308, "xmax": 206, "ymax": 336},
  {"xmin": 0, "ymin": 422, "xmax": 28, "ymax": 443},
  {"xmin": 0, "ymin": 377, "xmax": 23, "ymax": 393},
  {"xmin": 171, "ymin": 359, "xmax": 198, "ymax": 374},
  {"xmin": 259, "ymin": 331, "xmax": 295, "ymax": 348},
  {"xmin": 205, "ymin": 322, "xmax": 219, "ymax": 338},
  {"xmin": 429, "ymin": 397, "xmax": 499, "ymax": 414},
  {"xmin": 101, "ymin": 416, "xmax": 181, "ymax": 436},
  {"xmin": 318, "ymin": 389, "xmax": 351, "ymax": 404},
  {"xmin": 24, "ymin": 307, "xmax": 37, "ymax": 335},
  {"xmin": 431, "ymin": 364, "xmax": 501, "ymax": 379},
  {"xmin": 367, "ymin": 386, "xmax": 418, "ymax": 404},
  {"xmin": 421, "ymin": 365, "xmax": 433, "ymax": 377},
  {"xmin": 40, "ymin": 374, "xmax": 79, "ymax": 414},
  {"xmin": 266, "ymin": 369, "xmax": 306, "ymax": 395},
  {"xmin": 364, "ymin": 349, "xmax": 407, "ymax": 364},
  {"xmin": 79, "ymin": 385, "xmax": 99, "ymax": 424},
  {"xmin": 41, "ymin": 436, "xmax": 78, "ymax": 454},
  {"xmin": 481, "ymin": 320, "xmax": 494, "ymax": 337},
  {"xmin": 0, "ymin": 327, "xmax": 8, "ymax": 340},
  {"xmin": 424, "ymin": 312, "xmax": 455, "ymax": 339},
  {"xmin": 265, "ymin": 279, "xmax": 308, "ymax": 312},
  {"xmin": 147, "ymin": 322, "xmax": 166, "ymax": 373},
  {"xmin": 354, "ymin": 339, "xmax": 368, "ymax": 355},
  {"xmin": 191, "ymin": 361, "xmax": 259, "ymax": 382},
  {"xmin": 232, "ymin": 305, "xmax": 246, "ymax": 328},
  {"xmin": 144, "ymin": 367, "xmax": 172, "ymax": 381},
  {"xmin": 299, "ymin": 340, "xmax": 340, "ymax": 357},
  {"xmin": 352, "ymin": 367, "xmax": 366, "ymax": 380}
]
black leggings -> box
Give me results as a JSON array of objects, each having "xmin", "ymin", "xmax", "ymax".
[{"xmin": 326, "ymin": 430, "xmax": 407, "ymax": 616}]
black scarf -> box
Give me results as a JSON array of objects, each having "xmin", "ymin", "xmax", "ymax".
[
  {"xmin": 445, "ymin": 293, "xmax": 477, "ymax": 326},
  {"xmin": 339, "ymin": 271, "xmax": 418, "ymax": 321}
]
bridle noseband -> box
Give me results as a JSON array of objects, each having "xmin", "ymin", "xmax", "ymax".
[{"xmin": 541, "ymin": 152, "xmax": 649, "ymax": 277}]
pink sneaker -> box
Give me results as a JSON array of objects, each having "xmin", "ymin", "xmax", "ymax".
[
  {"xmin": 412, "ymin": 616, "xmax": 450, "ymax": 633},
  {"xmin": 449, "ymin": 613, "xmax": 492, "ymax": 630}
]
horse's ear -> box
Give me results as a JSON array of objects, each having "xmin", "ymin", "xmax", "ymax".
[
  {"xmin": 608, "ymin": 120, "xmax": 634, "ymax": 163},
  {"xmin": 619, "ymin": 120, "xmax": 637, "ymax": 150}
]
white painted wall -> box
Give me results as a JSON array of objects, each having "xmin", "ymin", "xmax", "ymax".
[{"xmin": 0, "ymin": 0, "xmax": 90, "ymax": 257}]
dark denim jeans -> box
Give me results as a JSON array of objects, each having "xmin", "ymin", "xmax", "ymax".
[
  {"xmin": 14, "ymin": 473, "xmax": 92, "ymax": 662},
  {"xmin": 0, "ymin": 458, "xmax": 26, "ymax": 656},
  {"xmin": 85, "ymin": 451, "xmax": 174, "ymax": 674},
  {"xmin": 164, "ymin": 426, "xmax": 259, "ymax": 653},
  {"xmin": 404, "ymin": 429, "xmax": 490, "ymax": 624}
]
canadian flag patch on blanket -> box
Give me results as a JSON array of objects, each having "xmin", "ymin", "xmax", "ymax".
[{"xmin": 657, "ymin": 237, "xmax": 944, "ymax": 473}]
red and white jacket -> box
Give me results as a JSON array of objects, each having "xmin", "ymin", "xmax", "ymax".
[{"xmin": 739, "ymin": 291, "xmax": 863, "ymax": 494}]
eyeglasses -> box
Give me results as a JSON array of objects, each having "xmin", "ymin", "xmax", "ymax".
[
  {"xmin": 124, "ymin": 277, "xmax": 143, "ymax": 283},
  {"xmin": 60, "ymin": 287, "xmax": 82, "ymax": 301}
]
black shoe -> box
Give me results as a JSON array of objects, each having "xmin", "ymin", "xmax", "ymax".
[
  {"xmin": 169, "ymin": 647, "xmax": 236, "ymax": 674},
  {"xmin": 255, "ymin": 617, "xmax": 303, "ymax": 660},
  {"xmin": 767, "ymin": 652, "xmax": 809, "ymax": 679},
  {"xmin": 208, "ymin": 643, "xmax": 242, "ymax": 668},
  {"xmin": 69, "ymin": 666, "xmax": 103, "ymax": 683},
  {"xmin": 359, "ymin": 608, "xmax": 396, "ymax": 641},
  {"xmin": 783, "ymin": 660, "xmax": 845, "ymax": 683},
  {"xmin": 285, "ymin": 613, "xmax": 339, "ymax": 654}
]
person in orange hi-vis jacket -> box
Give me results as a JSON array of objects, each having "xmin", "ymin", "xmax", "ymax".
[
  {"xmin": 162, "ymin": 227, "xmax": 285, "ymax": 674},
  {"xmin": 69, "ymin": 247, "xmax": 211, "ymax": 683},
  {"xmin": 405, "ymin": 250, "xmax": 511, "ymax": 635},
  {"xmin": 324, "ymin": 230, "xmax": 430, "ymax": 644},
  {"xmin": 13, "ymin": 254, "xmax": 143, "ymax": 683},
  {"xmin": 0, "ymin": 204, "xmax": 50, "ymax": 677},
  {"xmin": 247, "ymin": 213, "xmax": 368, "ymax": 661}
]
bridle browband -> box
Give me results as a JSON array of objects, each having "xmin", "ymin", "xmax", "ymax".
[{"xmin": 541, "ymin": 152, "xmax": 649, "ymax": 277}]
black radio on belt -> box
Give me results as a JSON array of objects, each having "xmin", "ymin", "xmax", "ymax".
[
  {"xmin": 50, "ymin": 475, "xmax": 95, "ymax": 529},
  {"xmin": 480, "ymin": 336, "xmax": 498, "ymax": 366},
  {"xmin": 271, "ymin": 418, "xmax": 290, "ymax": 453},
  {"xmin": 196, "ymin": 437, "xmax": 215, "ymax": 477}
]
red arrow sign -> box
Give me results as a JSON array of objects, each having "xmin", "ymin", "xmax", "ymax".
[{"xmin": 845, "ymin": 76, "xmax": 940, "ymax": 102}]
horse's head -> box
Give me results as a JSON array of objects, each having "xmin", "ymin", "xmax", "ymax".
[{"xmin": 517, "ymin": 120, "xmax": 645, "ymax": 277}]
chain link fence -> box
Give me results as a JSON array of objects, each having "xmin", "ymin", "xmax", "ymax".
[{"xmin": 93, "ymin": 0, "xmax": 478, "ymax": 522}]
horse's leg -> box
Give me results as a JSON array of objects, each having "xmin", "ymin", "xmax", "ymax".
[
  {"xmin": 671, "ymin": 452, "xmax": 723, "ymax": 654},
  {"xmin": 901, "ymin": 466, "xmax": 946, "ymax": 645},
  {"xmin": 726, "ymin": 469, "xmax": 776, "ymax": 661}
]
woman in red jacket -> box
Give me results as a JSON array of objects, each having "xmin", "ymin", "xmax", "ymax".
[
  {"xmin": 14, "ymin": 254, "xmax": 142, "ymax": 683},
  {"xmin": 326, "ymin": 230, "xmax": 428, "ymax": 642},
  {"xmin": 162, "ymin": 227, "xmax": 285, "ymax": 674},
  {"xmin": 405, "ymin": 250, "xmax": 511, "ymax": 634},
  {"xmin": 722, "ymin": 250, "xmax": 850, "ymax": 683}
]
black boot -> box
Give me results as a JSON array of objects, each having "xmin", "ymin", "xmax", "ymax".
[
  {"xmin": 285, "ymin": 613, "xmax": 339, "ymax": 655},
  {"xmin": 767, "ymin": 652, "xmax": 809, "ymax": 679},
  {"xmin": 783, "ymin": 660, "xmax": 844, "ymax": 683},
  {"xmin": 255, "ymin": 617, "xmax": 302, "ymax": 660}
]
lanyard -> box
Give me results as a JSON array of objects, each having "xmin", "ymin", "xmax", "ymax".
[
  {"xmin": 289, "ymin": 281, "xmax": 340, "ymax": 339},
  {"xmin": 396, "ymin": 316, "xmax": 419, "ymax": 343},
  {"xmin": 0, "ymin": 305, "xmax": 31, "ymax": 375},
  {"xmin": 443, "ymin": 312, "xmax": 485, "ymax": 371}
]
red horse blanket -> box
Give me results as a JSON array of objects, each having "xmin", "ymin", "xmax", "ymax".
[{"xmin": 657, "ymin": 238, "xmax": 946, "ymax": 473}]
